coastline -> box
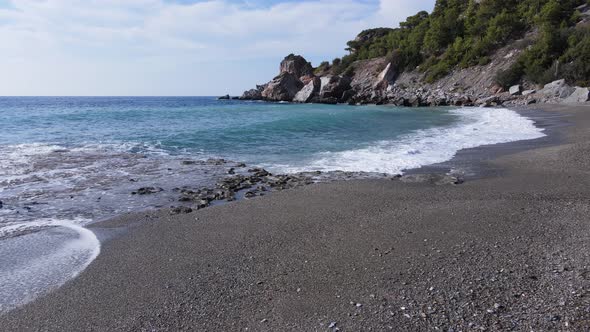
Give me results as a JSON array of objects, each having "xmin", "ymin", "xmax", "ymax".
[{"xmin": 2, "ymin": 104, "xmax": 590, "ymax": 330}]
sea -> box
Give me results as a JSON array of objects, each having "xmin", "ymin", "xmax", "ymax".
[{"xmin": 0, "ymin": 96, "xmax": 546, "ymax": 312}]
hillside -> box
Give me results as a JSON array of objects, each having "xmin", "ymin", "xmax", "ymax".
[{"xmin": 239, "ymin": 0, "xmax": 590, "ymax": 106}]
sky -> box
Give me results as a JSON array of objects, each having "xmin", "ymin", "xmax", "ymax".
[{"xmin": 0, "ymin": 0, "xmax": 436, "ymax": 96}]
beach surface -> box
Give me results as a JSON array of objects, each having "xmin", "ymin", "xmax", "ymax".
[{"xmin": 2, "ymin": 104, "xmax": 590, "ymax": 331}]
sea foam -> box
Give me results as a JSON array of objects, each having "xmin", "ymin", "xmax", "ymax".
[
  {"xmin": 284, "ymin": 108, "xmax": 546, "ymax": 174},
  {"xmin": 0, "ymin": 218, "xmax": 100, "ymax": 313}
]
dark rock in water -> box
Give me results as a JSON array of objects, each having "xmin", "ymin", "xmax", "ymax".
[
  {"xmin": 218, "ymin": 94, "xmax": 230, "ymax": 100},
  {"xmin": 244, "ymin": 191, "xmax": 257, "ymax": 198},
  {"xmin": 227, "ymin": 167, "xmax": 235, "ymax": 175},
  {"xmin": 261, "ymin": 72, "xmax": 304, "ymax": 101},
  {"xmin": 170, "ymin": 206, "xmax": 193, "ymax": 215},
  {"xmin": 240, "ymin": 84, "xmax": 267, "ymax": 100},
  {"xmin": 132, "ymin": 187, "xmax": 164, "ymax": 195},
  {"xmin": 236, "ymin": 163, "xmax": 247, "ymax": 168},
  {"xmin": 248, "ymin": 168, "xmax": 271, "ymax": 177},
  {"xmin": 181, "ymin": 160, "xmax": 197, "ymax": 165},
  {"xmin": 0, "ymin": 200, "xmax": 3, "ymax": 209},
  {"xmin": 206, "ymin": 158, "xmax": 226, "ymax": 165}
]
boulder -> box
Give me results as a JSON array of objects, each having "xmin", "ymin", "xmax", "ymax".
[
  {"xmin": 451, "ymin": 95, "xmax": 473, "ymax": 106},
  {"xmin": 476, "ymin": 95, "xmax": 501, "ymax": 107},
  {"xmin": 240, "ymin": 84, "xmax": 266, "ymax": 100},
  {"xmin": 218, "ymin": 94, "xmax": 230, "ymax": 100},
  {"xmin": 280, "ymin": 54, "xmax": 314, "ymax": 79},
  {"xmin": 522, "ymin": 89, "xmax": 536, "ymax": 96},
  {"xmin": 293, "ymin": 77, "xmax": 321, "ymax": 103},
  {"xmin": 319, "ymin": 75, "xmax": 352, "ymax": 101},
  {"xmin": 540, "ymin": 79, "xmax": 576, "ymax": 99},
  {"xmin": 563, "ymin": 87, "xmax": 590, "ymax": 104},
  {"xmin": 509, "ymin": 85, "xmax": 522, "ymax": 96},
  {"xmin": 261, "ymin": 73, "xmax": 304, "ymax": 101}
]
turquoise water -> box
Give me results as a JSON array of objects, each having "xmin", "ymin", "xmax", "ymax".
[
  {"xmin": 0, "ymin": 97, "xmax": 456, "ymax": 169},
  {"xmin": 0, "ymin": 97, "xmax": 546, "ymax": 313}
]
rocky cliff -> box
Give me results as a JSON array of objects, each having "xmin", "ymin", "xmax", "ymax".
[{"xmin": 239, "ymin": 45, "xmax": 589, "ymax": 107}]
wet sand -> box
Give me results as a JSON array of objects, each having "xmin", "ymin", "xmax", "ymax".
[{"xmin": 2, "ymin": 104, "xmax": 590, "ymax": 331}]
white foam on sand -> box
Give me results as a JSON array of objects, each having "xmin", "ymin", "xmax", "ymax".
[
  {"xmin": 0, "ymin": 218, "xmax": 100, "ymax": 313},
  {"xmin": 285, "ymin": 108, "xmax": 546, "ymax": 174}
]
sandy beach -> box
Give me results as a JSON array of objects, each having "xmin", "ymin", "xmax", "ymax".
[{"xmin": 2, "ymin": 104, "xmax": 590, "ymax": 331}]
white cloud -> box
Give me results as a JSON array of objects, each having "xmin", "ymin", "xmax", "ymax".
[{"xmin": 0, "ymin": 0, "xmax": 435, "ymax": 95}]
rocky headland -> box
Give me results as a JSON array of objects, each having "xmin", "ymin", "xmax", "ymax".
[
  {"xmin": 237, "ymin": 51, "xmax": 589, "ymax": 108},
  {"xmin": 236, "ymin": 2, "xmax": 590, "ymax": 109}
]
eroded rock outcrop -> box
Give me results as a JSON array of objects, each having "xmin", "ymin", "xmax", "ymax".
[
  {"xmin": 293, "ymin": 77, "xmax": 321, "ymax": 103},
  {"xmin": 319, "ymin": 75, "xmax": 353, "ymax": 102},
  {"xmin": 280, "ymin": 54, "xmax": 314, "ymax": 79},
  {"xmin": 261, "ymin": 73, "xmax": 304, "ymax": 102},
  {"xmin": 240, "ymin": 54, "xmax": 354, "ymax": 104},
  {"xmin": 240, "ymin": 84, "xmax": 266, "ymax": 100}
]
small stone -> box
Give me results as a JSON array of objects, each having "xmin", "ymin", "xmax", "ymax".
[
  {"xmin": 356, "ymin": 303, "xmax": 363, "ymax": 308},
  {"xmin": 133, "ymin": 187, "xmax": 164, "ymax": 195},
  {"xmin": 260, "ymin": 318, "xmax": 268, "ymax": 323},
  {"xmin": 328, "ymin": 322, "xmax": 337, "ymax": 328},
  {"xmin": 170, "ymin": 206, "xmax": 193, "ymax": 215}
]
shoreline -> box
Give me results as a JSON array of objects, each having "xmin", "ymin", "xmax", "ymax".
[{"xmin": 2, "ymin": 104, "xmax": 590, "ymax": 330}]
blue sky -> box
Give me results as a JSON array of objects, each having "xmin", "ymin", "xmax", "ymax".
[{"xmin": 0, "ymin": 0, "xmax": 435, "ymax": 96}]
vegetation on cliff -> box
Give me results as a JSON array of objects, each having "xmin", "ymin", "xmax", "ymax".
[{"xmin": 325, "ymin": 0, "xmax": 590, "ymax": 87}]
